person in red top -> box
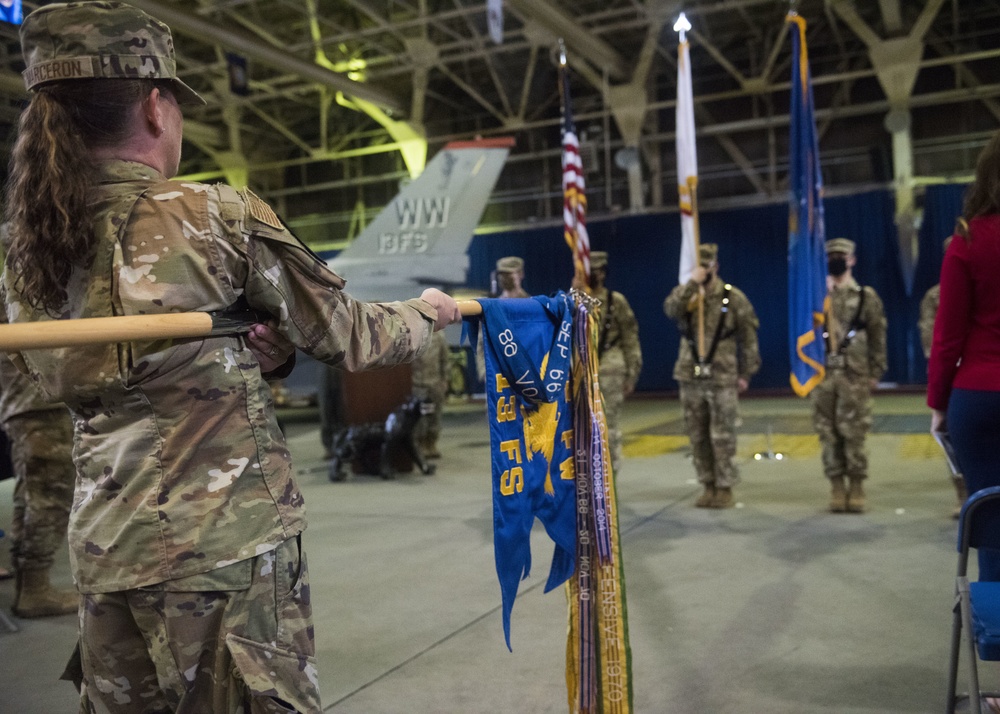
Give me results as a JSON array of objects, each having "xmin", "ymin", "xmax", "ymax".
[{"xmin": 928, "ymin": 130, "xmax": 1000, "ymax": 579}]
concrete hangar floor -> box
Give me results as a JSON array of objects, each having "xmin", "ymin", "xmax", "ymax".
[{"xmin": 0, "ymin": 391, "xmax": 967, "ymax": 713}]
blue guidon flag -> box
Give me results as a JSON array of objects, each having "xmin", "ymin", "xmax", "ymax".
[
  {"xmin": 0, "ymin": 0, "xmax": 23, "ymax": 25},
  {"xmin": 475, "ymin": 293, "xmax": 577, "ymax": 650},
  {"xmin": 786, "ymin": 12, "xmax": 826, "ymax": 397}
]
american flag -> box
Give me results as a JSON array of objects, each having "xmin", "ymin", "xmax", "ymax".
[{"xmin": 560, "ymin": 59, "xmax": 590, "ymax": 285}]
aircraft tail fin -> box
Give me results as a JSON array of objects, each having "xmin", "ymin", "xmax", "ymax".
[{"xmin": 328, "ymin": 137, "xmax": 514, "ymax": 302}]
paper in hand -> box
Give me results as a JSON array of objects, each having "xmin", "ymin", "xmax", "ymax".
[{"xmin": 932, "ymin": 428, "xmax": 962, "ymax": 476}]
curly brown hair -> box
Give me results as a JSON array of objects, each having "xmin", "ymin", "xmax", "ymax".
[{"xmin": 4, "ymin": 79, "xmax": 159, "ymax": 315}]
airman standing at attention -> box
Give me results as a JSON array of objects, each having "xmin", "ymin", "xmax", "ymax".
[
  {"xmin": 588, "ymin": 251, "xmax": 642, "ymax": 475},
  {"xmin": 495, "ymin": 256, "xmax": 529, "ymax": 298},
  {"xmin": 0, "ymin": 355, "xmax": 78, "ymax": 618},
  {"xmin": 813, "ymin": 238, "xmax": 887, "ymax": 513},
  {"xmin": 477, "ymin": 256, "xmax": 530, "ymax": 382},
  {"xmin": 664, "ymin": 243, "xmax": 760, "ymax": 508},
  {"xmin": 918, "ymin": 236, "xmax": 966, "ymax": 517},
  {"xmin": 412, "ymin": 329, "xmax": 451, "ymax": 459}
]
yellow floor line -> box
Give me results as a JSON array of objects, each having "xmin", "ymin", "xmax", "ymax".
[
  {"xmin": 898, "ymin": 433, "xmax": 944, "ymax": 460},
  {"xmin": 623, "ymin": 435, "xmax": 689, "ymax": 457},
  {"xmin": 624, "ymin": 430, "xmax": 947, "ymax": 462},
  {"xmin": 742, "ymin": 434, "xmax": 820, "ymax": 459}
]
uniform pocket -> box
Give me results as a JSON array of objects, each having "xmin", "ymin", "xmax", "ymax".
[
  {"xmin": 226, "ymin": 633, "xmax": 321, "ymax": 714},
  {"xmin": 274, "ymin": 536, "xmax": 315, "ymax": 656}
]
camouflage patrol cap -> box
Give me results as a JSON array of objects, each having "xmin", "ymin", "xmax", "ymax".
[
  {"xmin": 698, "ymin": 243, "xmax": 718, "ymax": 264},
  {"xmin": 825, "ymin": 237, "xmax": 856, "ymax": 256},
  {"xmin": 590, "ymin": 251, "xmax": 608, "ymax": 269},
  {"xmin": 20, "ymin": 1, "xmax": 205, "ymax": 105},
  {"xmin": 496, "ymin": 256, "xmax": 524, "ymax": 273}
]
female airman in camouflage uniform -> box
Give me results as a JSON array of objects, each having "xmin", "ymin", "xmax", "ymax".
[{"xmin": 3, "ymin": 3, "xmax": 459, "ymax": 711}]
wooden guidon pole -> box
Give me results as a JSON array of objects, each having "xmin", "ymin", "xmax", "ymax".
[
  {"xmin": 688, "ymin": 176, "xmax": 706, "ymax": 361},
  {"xmin": 457, "ymin": 300, "xmax": 483, "ymax": 317},
  {"xmin": 0, "ymin": 313, "xmax": 218, "ymax": 351},
  {"xmin": 0, "ymin": 302, "xmax": 488, "ymax": 352}
]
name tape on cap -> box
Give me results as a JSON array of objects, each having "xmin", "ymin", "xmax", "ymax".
[{"xmin": 24, "ymin": 58, "xmax": 96, "ymax": 88}]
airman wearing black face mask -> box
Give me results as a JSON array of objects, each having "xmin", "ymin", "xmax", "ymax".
[
  {"xmin": 588, "ymin": 251, "xmax": 643, "ymax": 476},
  {"xmin": 812, "ymin": 238, "xmax": 887, "ymax": 513}
]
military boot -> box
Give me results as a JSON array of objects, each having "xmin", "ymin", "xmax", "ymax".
[
  {"xmin": 712, "ymin": 488, "xmax": 734, "ymax": 509},
  {"xmin": 829, "ymin": 477, "xmax": 847, "ymax": 513},
  {"xmin": 847, "ymin": 478, "xmax": 866, "ymax": 513},
  {"xmin": 695, "ymin": 485, "xmax": 715, "ymax": 508},
  {"xmin": 953, "ymin": 477, "xmax": 968, "ymax": 520},
  {"xmin": 13, "ymin": 568, "xmax": 78, "ymax": 618}
]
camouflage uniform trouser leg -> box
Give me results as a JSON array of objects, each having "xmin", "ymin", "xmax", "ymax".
[
  {"xmin": 5, "ymin": 410, "xmax": 75, "ymax": 572},
  {"xmin": 680, "ymin": 382, "xmax": 741, "ymax": 488},
  {"xmin": 318, "ymin": 366, "xmax": 345, "ymax": 453},
  {"xmin": 811, "ymin": 371, "xmax": 872, "ymax": 481},
  {"xmin": 67, "ymin": 536, "xmax": 321, "ymax": 714},
  {"xmin": 598, "ymin": 356, "xmax": 626, "ymax": 475},
  {"xmin": 412, "ymin": 384, "xmax": 445, "ymax": 449}
]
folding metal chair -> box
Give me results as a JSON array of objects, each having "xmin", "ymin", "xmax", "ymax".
[{"xmin": 946, "ymin": 485, "xmax": 1000, "ymax": 713}]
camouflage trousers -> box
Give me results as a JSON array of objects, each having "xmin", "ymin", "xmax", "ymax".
[
  {"xmin": 598, "ymin": 351, "xmax": 627, "ymax": 475},
  {"xmin": 679, "ymin": 381, "xmax": 741, "ymax": 488},
  {"xmin": 413, "ymin": 383, "xmax": 446, "ymax": 449},
  {"xmin": 5, "ymin": 409, "xmax": 75, "ymax": 571},
  {"xmin": 64, "ymin": 536, "xmax": 321, "ymax": 714},
  {"xmin": 318, "ymin": 366, "xmax": 345, "ymax": 453},
  {"xmin": 811, "ymin": 369, "xmax": 873, "ymax": 481}
]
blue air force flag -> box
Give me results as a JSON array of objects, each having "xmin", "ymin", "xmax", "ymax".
[
  {"xmin": 787, "ymin": 13, "xmax": 827, "ymax": 397},
  {"xmin": 475, "ymin": 293, "xmax": 577, "ymax": 649}
]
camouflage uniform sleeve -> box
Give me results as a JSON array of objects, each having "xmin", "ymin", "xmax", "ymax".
[
  {"xmin": 864, "ymin": 286, "xmax": 888, "ymax": 379},
  {"xmin": 615, "ymin": 292, "xmax": 642, "ymax": 391},
  {"xmin": 918, "ymin": 286, "xmax": 938, "ymax": 360},
  {"xmin": 212, "ymin": 186, "xmax": 436, "ymax": 369},
  {"xmin": 732, "ymin": 287, "xmax": 761, "ymax": 380},
  {"xmin": 663, "ymin": 281, "xmax": 698, "ymax": 322}
]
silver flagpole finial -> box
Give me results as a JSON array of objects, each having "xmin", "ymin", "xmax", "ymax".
[{"xmin": 673, "ymin": 12, "xmax": 691, "ymax": 41}]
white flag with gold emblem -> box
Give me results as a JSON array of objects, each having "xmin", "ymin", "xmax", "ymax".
[{"xmin": 676, "ymin": 27, "xmax": 698, "ymax": 284}]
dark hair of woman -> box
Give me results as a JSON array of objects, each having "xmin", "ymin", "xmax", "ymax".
[
  {"xmin": 4, "ymin": 78, "xmax": 162, "ymax": 315},
  {"xmin": 962, "ymin": 130, "xmax": 1000, "ymax": 228}
]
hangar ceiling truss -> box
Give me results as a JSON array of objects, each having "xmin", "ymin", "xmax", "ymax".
[{"xmin": 0, "ymin": 0, "xmax": 997, "ymax": 241}]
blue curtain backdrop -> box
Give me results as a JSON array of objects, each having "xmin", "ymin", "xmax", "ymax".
[
  {"xmin": 908, "ymin": 182, "xmax": 969, "ymax": 380},
  {"xmin": 469, "ymin": 188, "xmax": 916, "ymax": 392}
]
